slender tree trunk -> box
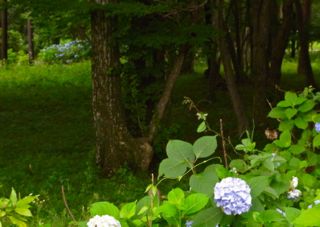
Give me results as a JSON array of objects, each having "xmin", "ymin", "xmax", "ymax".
[
  {"xmin": 148, "ymin": 47, "xmax": 187, "ymax": 142},
  {"xmin": 91, "ymin": 1, "xmax": 153, "ymax": 175},
  {"xmin": 27, "ymin": 19, "xmax": 35, "ymax": 64},
  {"xmin": 270, "ymin": 0, "xmax": 294, "ymax": 85},
  {"xmin": 216, "ymin": 0, "xmax": 249, "ymax": 133},
  {"xmin": 251, "ymin": 0, "xmax": 272, "ymax": 124},
  {"xmin": 295, "ymin": 0, "xmax": 317, "ymax": 88},
  {"xmin": 1, "ymin": 0, "xmax": 8, "ymax": 61}
]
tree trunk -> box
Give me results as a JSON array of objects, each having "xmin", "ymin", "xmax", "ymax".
[
  {"xmin": 269, "ymin": 0, "xmax": 294, "ymax": 85},
  {"xmin": 251, "ymin": 0, "xmax": 272, "ymax": 124},
  {"xmin": 148, "ymin": 47, "xmax": 187, "ymax": 142},
  {"xmin": 27, "ymin": 19, "xmax": 35, "ymax": 64},
  {"xmin": 295, "ymin": 0, "xmax": 317, "ymax": 88},
  {"xmin": 216, "ymin": 0, "xmax": 249, "ymax": 134},
  {"xmin": 91, "ymin": 2, "xmax": 152, "ymax": 175},
  {"xmin": 1, "ymin": 0, "xmax": 8, "ymax": 61}
]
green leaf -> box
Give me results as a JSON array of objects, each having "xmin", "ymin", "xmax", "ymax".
[
  {"xmin": 197, "ymin": 121, "xmax": 206, "ymax": 133},
  {"xmin": 285, "ymin": 108, "xmax": 297, "ymax": 119},
  {"xmin": 192, "ymin": 206, "xmax": 223, "ymax": 227},
  {"xmin": 120, "ymin": 201, "xmax": 136, "ymax": 219},
  {"xmin": 166, "ymin": 140, "xmax": 195, "ymax": 163},
  {"xmin": 277, "ymin": 100, "xmax": 291, "ymax": 107},
  {"xmin": 274, "ymin": 130, "xmax": 291, "ymax": 148},
  {"xmin": 288, "ymin": 144, "xmax": 305, "ymax": 155},
  {"xmin": 260, "ymin": 210, "xmax": 286, "ymax": 223},
  {"xmin": 298, "ymin": 99, "xmax": 315, "ymax": 112},
  {"xmin": 301, "ymin": 173, "xmax": 316, "ymax": 188},
  {"xmin": 158, "ymin": 158, "xmax": 187, "ymax": 178},
  {"xmin": 268, "ymin": 107, "xmax": 286, "ymax": 119},
  {"xmin": 182, "ymin": 193, "xmax": 209, "ymax": 215},
  {"xmin": 247, "ymin": 176, "xmax": 270, "ymax": 198},
  {"xmin": 89, "ymin": 202, "xmax": 119, "ymax": 218},
  {"xmin": 229, "ymin": 159, "xmax": 248, "ymax": 173},
  {"xmin": 284, "ymin": 91, "xmax": 305, "ymax": 106},
  {"xmin": 8, "ymin": 216, "xmax": 27, "ymax": 227},
  {"xmin": 294, "ymin": 117, "xmax": 308, "ymax": 129},
  {"xmin": 284, "ymin": 207, "xmax": 300, "ymax": 223},
  {"xmin": 15, "ymin": 208, "xmax": 32, "ymax": 217},
  {"xmin": 313, "ymin": 134, "xmax": 320, "ymax": 147},
  {"xmin": 167, "ymin": 188, "xmax": 185, "ymax": 207},
  {"xmin": 16, "ymin": 195, "xmax": 38, "ymax": 208},
  {"xmin": 278, "ymin": 120, "xmax": 294, "ymax": 131},
  {"xmin": 193, "ymin": 136, "xmax": 217, "ymax": 158},
  {"xmin": 293, "ymin": 207, "xmax": 320, "ymax": 226},
  {"xmin": 189, "ymin": 165, "xmax": 219, "ymax": 196},
  {"xmin": 158, "ymin": 202, "xmax": 178, "ymax": 223},
  {"xmin": 10, "ymin": 188, "xmax": 17, "ymax": 206}
]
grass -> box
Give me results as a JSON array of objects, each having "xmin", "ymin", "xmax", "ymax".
[
  {"xmin": 0, "ymin": 57, "xmax": 319, "ymax": 224},
  {"xmin": 0, "ymin": 62, "xmax": 149, "ymax": 224}
]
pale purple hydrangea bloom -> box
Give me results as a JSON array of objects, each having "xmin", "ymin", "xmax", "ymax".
[
  {"xmin": 87, "ymin": 215, "xmax": 121, "ymax": 227},
  {"xmin": 214, "ymin": 177, "xmax": 252, "ymax": 215},
  {"xmin": 185, "ymin": 220, "xmax": 193, "ymax": 227},
  {"xmin": 315, "ymin": 123, "xmax": 320, "ymax": 132}
]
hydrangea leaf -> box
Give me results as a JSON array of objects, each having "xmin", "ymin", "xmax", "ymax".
[
  {"xmin": 196, "ymin": 121, "xmax": 206, "ymax": 133},
  {"xmin": 89, "ymin": 202, "xmax": 120, "ymax": 218},
  {"xmin": 274, "ymin": 130, "xmax": 291, "ymax": 148},
  {"xmin": 298, "ymin": 99, "xmax": 315, "ymax": 112},
  {"xmin": 284, "ymin": 207, "xmax": 300, "ymax": 223},
  {"xmin": 259, "ymin": 210, "xmax": 286, "ymax": 224},
  {"xmin": 193, "ymin": 136, "xmax": 217, "ymax": 158},
  {"xmin": 294, "ymin": 117, "xmax": 308, "ymax": 129},
  {"xmin": 285, "ymin": 108, "xmax": 297, "ymax": 119},
  {"xmin": 182, "ymin": 193, "xmax": 209, "ymax": 215},
  {"xmin": 189, "ymin": 164, "xmax": 219, "ymax": 196},
  {"xmin": 167, "ymin": 188, "xmax": 185, "ymax": 207},
  {"xmin": 268, "ymin": 107, "xmax": 286, "ymax": 119},
  {"xmin": 229, "ymin": 159, "xmax": 248, "ymax": 173},
  {"xmin": 313, "ymin": 134, "xmax": 320, "ymax": 147},
  {"xmin": 192, "ymin": 206, "xmax": 223, "ymax": 227},
  {"xmin": 120, "ymin": 201, "xmax": 136, "ymax": 219},
  {"xmin": 247, "ymin": 176, "xmax": 270, "ymax": 198},
  {"xmin": 293, "ymin": 207, "xmax": 320, "ymax": 226},
  {"xmin": 158, "ymin": 202, "xmax": 179, "ymax": 225},
  {"xmin": 158, "ymin": 158, "xmax": 187, "ymax": 179},
  {"xmin": 166, "ymin": 140, "xmax": 195, "ymax": 163}
]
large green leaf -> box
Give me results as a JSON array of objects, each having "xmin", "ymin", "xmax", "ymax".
[
  {"xmin": 182, "ymin": 193, "xmax": 209, "ymax": 215},
  {"xmin": 293, "ymin": 207, "xmax": 320, "ymax": 226},
  {"xmin": 313, "ymin": 134, "xmax": 320, "ymax": 147},
  {"xmin": 189, "ymin": 165, "xmax": 219, "ymax": 196},
  {"xmin": 167, "ymin": 188, "xmax": 185, "ymax": 207},
  {"xmin": 268, "ymin": 107, "xmax": 286, "ymax": 119},
  {"xmin": 89, "ymin": 201, "xmax": 119, "ymax": 218},
  {"xmin": 158, "ymin": 158, "xmax": 187, "ymax": 178},
  {"xmin": 120, "ymin": 201, "xmax": 136, "ymax": 219},
  {"xmin": 192, "ymin": 206, "xmax": 223, "ymax": 227},
  {"xmin": 247, "ymin": 176, "xmax": 270, "ymax": 198},
  {"xmin": 294, "ymin": 117, "xmax": 308, "ymax": 129},
  {"xmin": 193, "ymin": 136, "xmax": 217, "ymax": 158},
  {"xmin": 298, "ymin": 99, "xmax": 315, "ymax": 112},
  {"xmin": 274, "ymin": 130, "xmax": 291, "ymax": 148},
  {"xmin": 285, "ymin": 108, "xmax": 297, "ymax": 119},
  {"xmin": 166, "ymin": 140, "xmax": 195, "ymax": 163}
]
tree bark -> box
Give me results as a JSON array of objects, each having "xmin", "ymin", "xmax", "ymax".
[
  {"xmin": 216, "ymin": 0, "xmax": 249, "ymax": 134},
  {"xmin": 91, "ymin": 1, "xmax": 152, "ymax": 175},
  {"xmin": 295, "ymin": 0, "xmax": 317, "ymax": 88},
  {"xmin": 1, "ymin": 0, "xmax": 8, "ymax": 61},
  {"xmin": 269, "ymin": 0, "xmax": 294, "ymax": 85},
  {"xmin": 27, "ymin": 19, "xmax": 35, "ymax": 64},
  {"xmin": 251, "ymin": 0, "xmax": 272, "ymax": 124}
]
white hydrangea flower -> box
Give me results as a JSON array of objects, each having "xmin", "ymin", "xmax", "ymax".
[
  {"xmin": 214, "ymin": 177, "xmax": 252, "ymax": 215},
  {"xmin": 87, "ymin": 215, "xmax": 121, "ymax": 227},
  {"xmin": 290, "ymin": 176, "xmax": 299, "ymax": 189},
  {"xmin": 287, "ymin": 189, "xmax": 302, "ymax": 200}
]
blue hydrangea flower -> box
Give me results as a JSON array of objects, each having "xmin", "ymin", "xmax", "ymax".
[
  {"xmin": 315, "ymin": 122, "xmax": 320, "ymax": 132},
  {"xmin": 214, "ymin": 177, "xmax": 252, "ymax": 215},
  {"xmin": 185, "ymin": 220, "xmax": 193, "ymax": 227},
  {"xmin": 287, "ymin": 189, "xmax": 301, "ymax": 200}
]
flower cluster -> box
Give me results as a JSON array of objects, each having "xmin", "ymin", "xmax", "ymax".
[
  {"xmin": 287, "ymin": 176, "xmax": 301, "ymax": 200},
  {"xmin": 87, "ymin": 215, "xmax": 121, "ymax": 227},
  {"xmin": 214, "ymin": 177, "xmax": 252, "ymax": 215},
  {"xmin": 315, "ymin": 122, "xmax": 320, "ymax": 133}
]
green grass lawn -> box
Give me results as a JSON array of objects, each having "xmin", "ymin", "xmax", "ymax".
[{"xmin": 0, "ymin": 59, "xmax": 319, "ymax": 224}]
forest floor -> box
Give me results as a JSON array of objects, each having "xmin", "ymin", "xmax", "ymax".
[{"xmin": 0, "ymin": 57, "xmax": 319, "ymax": 223}]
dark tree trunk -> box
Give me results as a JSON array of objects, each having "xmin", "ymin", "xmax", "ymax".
[
  {"xmin": 251, "ymin": 0, "xmax": 272, "ymax": 124},
  {"xmin": 269, "ymin": 0, "xmax": 294, "ymax": 85},
  {"xmin": 27, "ymin": 19, "xmax": 35, "ymax": 64},
  {"xmin": 91, "ymin": 2, "xmax": 152, "ymax": 175},
  {"xmin": 216, "ymin": 0, "xmax": 249, "ymax": 133},
  {"xmin": 1, "ymin": 0, "xmax": 8, "ymax": 61},
  {"xmin": 295, "ymin": 0, "xmax": 317, "ymax": 88}
]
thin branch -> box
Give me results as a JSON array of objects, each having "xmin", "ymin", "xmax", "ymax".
[
  {"xmin": 61, "ymin": 185, "xmax": 76, "ymax": 222},
  {"xmin": 220, "ymin": 119, "xmax": 228, "ymax": 168}
]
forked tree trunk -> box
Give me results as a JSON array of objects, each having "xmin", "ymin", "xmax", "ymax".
[
  {"xmin": 216, "ymin": 0, "xmax": 249, "ymax": 134},
  {"xmin": 91, "ymin": 2, "xmax": 153, "ymax": 175},
  {"xmin": 295, "ymin": 0, "xmax": 317, "ymax": 88}
]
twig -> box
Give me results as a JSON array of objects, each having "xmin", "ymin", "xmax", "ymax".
[
  {"xmin": 61, "ymin": 185, "xmax": 76, "ymax": 222},
  {"xmin": 220, "ymin": 119, "xmax": 228, "ymax": 168}
]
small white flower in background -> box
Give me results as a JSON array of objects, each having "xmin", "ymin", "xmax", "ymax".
[
  {"xmin": 290, "ymin": 176, "xmax": 299, "ymax": 189},
  {"xmin": 315, "ymin": 122, "xmax": 320, "ymax": 133},
  {"xmin": 214, "ymin": 177, "xmax": 252, "ymax": 215},
  {"xmin": 185, "ymin": 220, "xmax": 193, "ymax": 227},
  {"xmin": 87, "ymin": 215, "xmax": 121, "ymax": 227},
  {"xmin": 308, "ymin": 200, "xmax": 320, "ymax": 209},
  {"xmin": 196, "ymin": 112, "xmax": 208, "ymax": 120},
  {"xmin": 287, "ymin": 189, "xmax": 302, "ymax": 200}
]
